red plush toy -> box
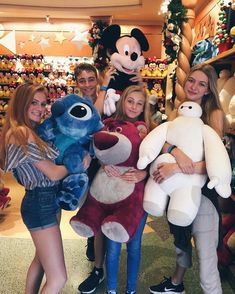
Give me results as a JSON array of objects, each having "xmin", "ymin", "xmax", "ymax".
[
  {"xmin": 70, "ymin": 118, "xmax": 147, "ymax": 242},
  {"xmin": 217, "ymin": 205, "xmax": 235, "ymax": 267},
  {"xmin": 0, "ymin": 187, "xmax": 11, "ymax": 210}
]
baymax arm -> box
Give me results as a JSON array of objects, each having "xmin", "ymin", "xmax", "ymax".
[{"xmin": 137, "ymin": 122, "xmax": 169, "ymax": 169}]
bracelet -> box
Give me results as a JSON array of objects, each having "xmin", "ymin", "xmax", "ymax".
[
  {"xmin": 100, "ymin": 85, "xmax": 108, "ymax": 91},
  {"xmin": 167, "ymin": 144, "xmax": 177, "ymax": 154}
]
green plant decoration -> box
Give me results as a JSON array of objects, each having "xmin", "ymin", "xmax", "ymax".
[{"xmin": 162, "ymin": 0, "xmax": 187, "ymax": 63}]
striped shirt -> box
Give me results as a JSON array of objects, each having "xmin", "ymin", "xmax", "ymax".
[{"xmin": 5, "ymin": 142, "xmax": 59, "ymax": 190}]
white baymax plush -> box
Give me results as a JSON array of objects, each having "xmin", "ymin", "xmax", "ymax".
[{"xmin": 137, "ymin": 101, "xmax": 232, "ymax": 226}]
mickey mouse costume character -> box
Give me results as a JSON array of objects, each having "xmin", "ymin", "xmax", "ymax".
[{"xmin": 100, "ymin": 24, "xmax": 149, "ymax": 116}]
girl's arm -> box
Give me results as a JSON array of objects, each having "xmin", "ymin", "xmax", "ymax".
[
  {"xmin": 94, "ymin": 66, "xmax": 117, "ymax": 114},
  {"xmin": 161, "ymin": 109, "xmax": 224, "ymax": 173},
  {"xmin": 34, "ymin": 160, "xmax": 68, "ymax": 181},
  {"xmin": 161, "ymin": 142, "xmax": 195, "ymax": 174},
  {"xmin": 102, "ymin": 165, "xmax": 147, "ymax": 183},
  {"xmin": 152, "ymin": 161, "xmax": 206, "ymax": 183},
  {"xmin": 129, "ymin": 70, "xmax": 144, "ymax": 87}
]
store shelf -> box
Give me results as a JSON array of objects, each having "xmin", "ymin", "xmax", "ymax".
[
  {"xmin": 0, "ymin": 97, "xmax": 10, "ymax": 100},
  {"xmin": 204, "ymin": 47, "xmax": 235, "ymax": 65},
  {"xmin": 143, "ymin": 76, "xmax": 165, "ymax": 79}
]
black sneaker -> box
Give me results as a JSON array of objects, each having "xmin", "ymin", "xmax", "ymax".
[
  {"xmin": 149, "ymin": 277, "xmax": 185, "ymax": 294},
  {"xmin": 86, "ymin": 236, "xmax": 95, "ymax": 262},
  {"xmin": 78, "ymin": 267, "xmax": 104, "ymax": 294}
]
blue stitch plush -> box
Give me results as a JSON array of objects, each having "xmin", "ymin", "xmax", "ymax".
[
  {"xmin": 191, "ymin": 39, "xmax": 218, "ymax": 66},
  {"xmin": 37, "ymin": 94, "xmax": 103, "ymax": 210}
]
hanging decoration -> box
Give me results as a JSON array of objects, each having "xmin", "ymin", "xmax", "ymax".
[
  {"xmin": 162, "ymin": 0, "xmax": 187, "ymax": 63},
  {"xmin": 213, "ymin": 1, "xmax": 234, "ymax": 53},
  {"xmin": 54, "ymin": 32, "xmax": 67, "ymax": 44},
  {"xmin": 87, "ymin": 20, "xmax": 109, "ymax": 71},
  {"xmin": 71, "ymin": 30, "xmax": 88, "ymax": 49},
  {"xmin": 38, "ymin": 37, "xmax": 50, "ymax": 50},
  {"xmin": 29, "ymin": 33, "xmax": 36, "ymax": 42},
  {"xmin": 19, "ymin": 41, "xmax": 25, "ymax": 49},
  {"xmin": 0, "ymin": 30, "xmax": 16, "ymax": 54}
]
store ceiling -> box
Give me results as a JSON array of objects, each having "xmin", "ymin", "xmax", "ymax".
[{"xmin": 0, "ymin": 0, "xmax": 207, "ymax": 25}]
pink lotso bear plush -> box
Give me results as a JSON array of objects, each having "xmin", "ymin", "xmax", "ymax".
[
  {"xmin": 100, "ymin": 24, "xmax": 149, "ymax": 116},
  {"xmin": 70, "ymin": 118, "xmax": 147, "ymax": 242}
]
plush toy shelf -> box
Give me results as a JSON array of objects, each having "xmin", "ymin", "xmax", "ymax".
[
  {"xmin": 144, "ymin": 76, "xmax": 165, "ymax": 80},
  {"xmin": 204, "ymin": 47, "xmax": 235, "ymax": 66}
]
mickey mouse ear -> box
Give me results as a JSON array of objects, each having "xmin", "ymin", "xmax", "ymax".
[
  {"xmin": 131, "ymin": 28, "xmax": 149, "ymax": 51},
  {"xmin": 100, "ymin": 24, "xmax": 121, "ymax": 51}
]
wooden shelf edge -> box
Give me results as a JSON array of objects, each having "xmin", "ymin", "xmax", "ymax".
[
  {"xmin": 204, "ymin": 47, "xmax": 235, "ymax": 65},
  {"xmin": 142, "ymin": 76, "xmax": 165, "ymax": 80}
]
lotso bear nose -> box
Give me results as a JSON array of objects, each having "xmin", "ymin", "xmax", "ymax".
[{"xmin": 94, "ymin": 132, "xmax": 119, "ymax": 150}]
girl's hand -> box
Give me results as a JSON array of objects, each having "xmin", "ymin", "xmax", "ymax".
[
  {"xmin": 130, "ymin": 71, "xmax": 143, "ymax": 86},
  {"xmin": 120, "ymin": 168, "xmax": 147, "ymax": 183},
  {"xmin": 171, "ymin": 148, "xmax": 195, "ymax": 174},
  {"xmin": 103, "ymin": 165, "xmax": 121, "ymax": 177},
  {"xmin": 152, "ymin": 162, "xmax": 179, "ymax": 183},
  {"xmin": 82, "ymin": 152, "xmax": 91, "ymax": 170},
  {"xmin": 102, "ymin": 66, "xmax": 117, "ymax": 87}
]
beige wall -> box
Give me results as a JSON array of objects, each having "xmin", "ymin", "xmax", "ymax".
[
  {"xmin": 194, "ymin": 0, "xmax": 221, "ymax": 45},
  {"xmin": 0, "ymin": 22, "xmax": 163, "ymax": 58}
]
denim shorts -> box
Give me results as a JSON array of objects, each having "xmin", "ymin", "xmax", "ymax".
[{"xmin": 21, "ymin": 185, "xmax": 60, "ymax": 231}]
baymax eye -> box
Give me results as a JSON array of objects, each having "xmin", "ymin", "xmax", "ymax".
[
  {"xmin": 188, "ymin": 106, "xmax": 192, "ymax": 109},
  {"xmin": 116, "ymin": 127, "xmax": 122, "ymax": 133},
  {"xmin": 69, "ymin": 102, "xmax": 92, "ymax": 121},
  {"xmin": 124, "ymin": 44, "xmax": 130, "ymax": 56},
  {"xmin": 180, "ymin": 105, "xmax": 184, "ymax": 109}
]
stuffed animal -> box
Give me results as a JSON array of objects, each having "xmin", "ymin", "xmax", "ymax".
[
  {"xmin": 0, "ymin": 171, "xmax": 11, "ymax": 210},
  {"xmin": 191, "ymin": 39, "xmax": 218, "ymax": 66},
  {"xmin": 217, "ymin": 69, "xmax": 231, "ymax": 93},
  {"xmin": 219, "ymin": 72, "xmax": 235, "ymax": 115},
  {"xmin": 137, "ymin": 101, "xmax": 232, "ymax": 226},
  {"xmin": 70, "ymin": 118, "xmax": 147, "ymax": 242},
  {"xmin": 156, "ymin": 60, "xmax": 168, "ymax": 78},
  {"xmin": 37, "ymin": 94, "xmax": 103, "ymax": 210},
  {"xmin": 218, "ymin": 210, "xmax": 235, "ymax": 267},
  {"xmin": 226, "ymin": 95, "xmax": 235, "ymax": 133},
  {"xmin": 100, "ymin": 24, "xmax": 149, "ymax": 116}
]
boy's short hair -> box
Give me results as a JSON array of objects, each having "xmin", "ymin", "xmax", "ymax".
[{"xmin": 74, "ymin": 63, "xmax": 98, "ymax": 81}]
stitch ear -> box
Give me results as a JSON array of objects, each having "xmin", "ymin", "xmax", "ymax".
[
  {"xmin": 101, "ymin": 24, "xmax": 121, "ymax": 51},
  {"xmin": 131, "ymin": 28, "xmax": 149, "ymax": 51}
]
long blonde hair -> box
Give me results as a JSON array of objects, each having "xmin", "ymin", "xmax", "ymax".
[
  {"xmin": 184, "ymin": 64, "xmax": 224, "ymax": 126},
  {"xmin": 113, "ymin": 85, "xmax": 151, "ymax": 130},
  {"xmin": 0, "ymin": 82, "xmax": 49, "ymax": 169}
]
